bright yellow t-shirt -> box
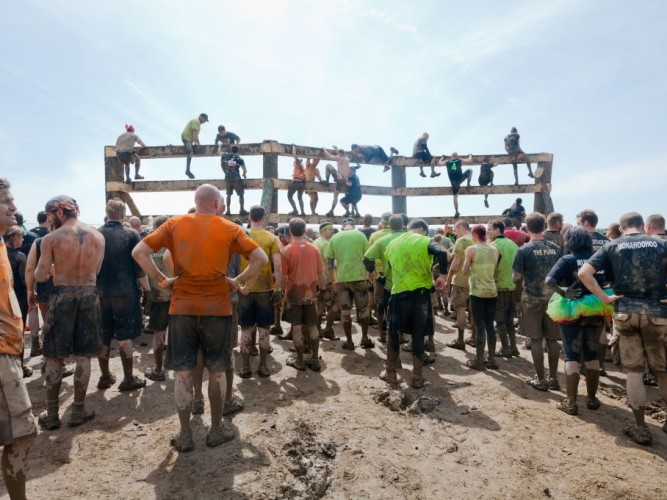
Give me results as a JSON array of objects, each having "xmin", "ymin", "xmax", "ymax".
[
  {"xmin": 241, "ymin": 228, "xmax": 281, "ymax": 292},
  {"xmin": 182, "ymin": 118, "xmax": 201, "ymax": 142}
]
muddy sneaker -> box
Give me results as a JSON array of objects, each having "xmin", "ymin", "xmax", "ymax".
[
  {"xmin": 286, "ymin": 355, "xmax": 306, "ymax": 371},
  {"xmin": 118, "ymin": 375, "xmax": 147, "ymax": 392},
  {"xmin": 68, "ymin": 407, "xmax": 95, "ymax": 427},
  {"xmin": 360, "ymin": 337, "xmax": 375, "ymax": 348},
  {"xmin": 249, "ymin": 345, "xmax": 259, "ymax": 356},
  {"xmin": 171, "ymin": 431, "xmax": 195, "ymax": 452},
  {"xmin": 383, "ymin": 165, "xmax": 390, "ymax": 172},
  {"xmin": 547, "ymin": 378, "xmax": 561, "ymax": 391},
  {"xmin": 322, "ymin": 328, "xmax": 337, "ymax": 341},
  {"xmin": 22, "ymin": 366, "xmax": 32, "ymax": 378},
  {"xmin": 379, "ymin": 331, "xmax": 387, "ymax": 343},
  {"xmin": 527, "ymin": 376, "xmax": 549, "ymax": 392},
  {"xmin": 145, "ymin": 367, "xmax": 166, "ymax": 382},
  {"xmin": 557, "ymin": 399, "xmax": 579, "ymax": 416},
  {"xmin": 466, "ymin": 359, "xmax": 486, "ymax": 371},
  {"xmin": 624, "ymin": 424, "xmax": 652, "ymax": 445},
  {"xmin": 278, "ymin": 330, "xmax": 293, "ymax": 341},
  {"xmin": 307, "ymin": 358, "xmax": 321, "ymax": 372},
  {"xmin": 325, "ymin": 210, "xmax": 334, "ymax": 217},
  {"xmin": 185, "ymin": 170, "xmax": 195, "ymax": 179},
  {"xmin": 464, "ymin": 336, "xmax": 476, "ymax": 348},
  {"xmin": 425, "ymin": 338, "xmax": 436, "ymax": 353},
  {"xmin": 206, "ymin": 425, "xmax": 235, "ymax": 447},
  {"xmin": 288, "ymin": 210, "xmax": 298, "ymax": 216},
  {"xmin": 257, "ymin": 365, "xmax": 270, "ymax": 378},
  {"xmin": 419, "ymin": 172, "xmax": 427, "ymax": 178},
  {"xmin": 269, "ymin": 324, "xmax": 283, "ymax": 336},
  {"xmin": 38, "ymin": 411, "xmax": 61, "ymax": 431},
  {"xmin": 423, "ymin": 353, "xmax": 436, "ymax": 365},
  {"xmin": 97, "ymin": 373, "xmax": 117, "ymax": 390},
  {"xmin": 30, "ymin": 343, "xmax": 43, "ymax": 357},
  {"xmin": 239, "ymin": 367, "xmax": 252, "ymax": 379},
  {"xmin": 223, "ymin": 396, "xmax": 245, "ymax": 416},
  {"xmin": 134, "ymin": 174, "xmax": 144, "ymax": 180},
  {"xmin": 586, "ymin": 397, "xmax": 601, "ymax": 410},
  {"xmin": 643, "ymin": 373, "xmax": 658, "ymax": 386},
  {"xmin": 510, "ymin": 348, "xmax": 521, "ymax": 357},
  {"xmin": 341, "ymin": 340, "xmax": 355, "ymax": 350},
  {"xmin": 496, "ymin": 346, "xmax": 513, "ymax": 358},
  {"xmin": 430, "ymin": 172, "xmax": 441, "ymax": 178},
  {"xmin": 446, "ymin": 339, "xmax": 466, "ymax": 351},
  {"xmin": 192, "ymin": 397, "xmax": 205, "ymax": 415},
  {"xmin": 239, "ymin": 209, "xmax": 249, "ymax": 216},
  {"xmin": 485, "ymin": 358, "xmax": 499, "ymax": 370},
  {"xmin": 379, "ymin": 370, "xmax": 398, "ymax": 385}
]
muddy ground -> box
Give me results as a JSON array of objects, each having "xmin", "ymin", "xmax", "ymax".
[{"xmin": 4, "ymin": 312, "xmax": 667, "ymax": 500}]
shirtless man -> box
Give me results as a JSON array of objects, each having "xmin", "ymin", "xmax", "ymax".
[
  {"xmin": 35, "ymin": 195, "xmax": 105, "ymax": 430},
  {"xmin": 115, "ymin": 124, "xmax": 147, "ymax": 183},
  {"xmin": 0, "ymin": 178, "xmax": 37, "ymax": 500},
  {"xmin": 322, "ymin": 147, "xmax": 351, "ymax": 217}
]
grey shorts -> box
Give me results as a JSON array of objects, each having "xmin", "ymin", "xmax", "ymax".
[
  {"xmin": 0, "ymin": 355, "xmax": 37, "ymax": 445},
  {"xmin": 614, "ymin": 312, "xmax": 667, "ymax": 373},
  {"xmin": 521, "ymin": 297, "xmax": 560, "ymax": 341},
  {"xmin": 182, "ymin": 138, "xmax": 194, "ymax": 156},
  {"xmin": 336, "ymin": 281, "xmax": 369, "ymax": 318},
  {"xmin": 166, "ymin": 315, "xmax": 233, "ymax": 372}
]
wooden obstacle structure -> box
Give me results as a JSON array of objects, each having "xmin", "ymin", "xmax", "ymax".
[{"xmin": 104, "ymin": 141, "xmax": 554, "ymax": 225}]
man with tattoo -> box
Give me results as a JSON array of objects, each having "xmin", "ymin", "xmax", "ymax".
[{"xmin": 35, "ymin": 195, "xmax": 105, "ymax": 430}]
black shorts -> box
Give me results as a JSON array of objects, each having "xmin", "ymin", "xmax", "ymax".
[
  {"xmin": 288, "ymin": 180, "xmax": 306, "ymax": 197},
  {"xmin": 166, "ymin": 315, "xmax": 234, "ymax": 372},
  {"xmin": 413, "ymin": 151, "xmax": 433, "ymax": 163},
  {"xmin": 387, "ymin": 288, "xmax": 433, "ymax": 356},
  {"xmin": 340, "ymin": 193, "xmax": 361, "ymax": 205},
  {"xmin": 448, "ymin": 169, "xmax": 472, "ymax": 195},
  {"xmin": 225, "ymin": 178, "xmax": 244, "ymax": 196},
  {"xmin": 43, "ymin": 286, "xmax": 103, "ymax": 358},
  {"xmin": 285, "ymin": 303, "xmax": 318, "ymax": 327},
  {"xmin": 35, "ymin": 276, "xmax": 55, "ymax": 304},
  {"xmin": 238, "ymin": 291, "xmax": 273, "ymax": 329},
  {"xmin": 148, "ymin": 301, "xmax": 170, "ymax": 331},
  {"xmin": 100, "ymin": 295, "xmax": 143, "ymax": 344},
  {"xmin": 117, "ymin": 151, "xmax": 138, "ymax": 164},
  {"xmin": 479, "ymin": 172, "xmax": 494, "ymax": 186}
]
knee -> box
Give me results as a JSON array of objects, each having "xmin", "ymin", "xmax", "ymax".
[
  {"xmin": 257, "ymin": 328, "xmax": 270, "ymax": 350},
  {"xmin": 564, "ymin": 361, "xmax": 579, "ymax": 375}
]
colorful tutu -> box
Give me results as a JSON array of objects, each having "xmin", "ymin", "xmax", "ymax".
[{"xmin": 546, "ymin": 289, "xmax": 614, "ymax": 323}]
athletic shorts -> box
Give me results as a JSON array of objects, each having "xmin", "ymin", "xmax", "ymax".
[
  {"xmin": 288, "ymin": 180, "xmax": 306, "ymax": 196},
  {"xmin": 317, "ymin": 283, "xmax": 337, "ymax": 312},
  {"xmin": 336, "ymin": 281, "xmax": 369, "ymax": 318},
  {"xmin": 449, "ymin": 169, "xmax": 472, "ymax": 195},
  {"xmin": 148, "ymin": 301, "xmax": 170, "ymax": 332},
  {"xmin": 560, "ymin": 317, "xmax": 602, "ymax": 362},
  {"xmin": 374, "ymin": 278, "xmax": 386, "ymax": 315},
  {"xmin": 449, "ymin": 284, "xmax": 470, "ymax": 310},
  {"xmin": 182, "ymin": 138, "xmax": 194, "ymax": 155},
  {"xmin": 479, "ymin": 171, "xmax": 494, "ymax": 186},
  {"xmin": 0, "ymin": 355, "xmax": 37, "ymax": 446},
  {"xmin": 225, "ymin": 178, "xmax": 244, "ymax": 196},
  {"xmin": 166, "ymin": 315, "xmax": 233, "ymax": 372},
  {"xmin": 340, "ymin": 193, "xmax": 361, "ymax": 205},
  {"xmin": 413, "ymin": 151, "xmax": 433, "ymax": 163},
  {"xmin": 614, "ymin": 312, "xmax": 667, "ymax": 373},
  {"xmin": 117, "ymin": 151, "xmax": 139, "ymax": 164},
  {"xmin": 520, "ymin": 296, "xmax": 560, "ymax": 341},
  {"xmin": 238, "ymin": 291, "xmax": 273, "ymax": 329},
  {"xmin": 43, "ymin": 286, "xmax": 103, "ymax": 358},
  {"xmin": 285, "ymin": 302, "xmax": 318, "ymax": 327},
  {"xmin": 387, "ymin": 288, "xmax": 433, "ymax": 356},
  {"xmin": 100, "ymin": 295, "xmax": 143, "ymax": 345}
]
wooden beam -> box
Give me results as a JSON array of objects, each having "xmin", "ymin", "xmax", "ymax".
[{"xmin": 107, "ymin": 179, "xmax": 550, "ymax": 197}]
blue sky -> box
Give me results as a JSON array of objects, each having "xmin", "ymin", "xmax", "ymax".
[{"xmin": 1, "ymin": 0, "xmax": 665, "ymax": 227}]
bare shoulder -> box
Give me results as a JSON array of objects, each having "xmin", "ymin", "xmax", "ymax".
[{"xmin": 75, "ymin": 221, "xmax": 104, "ymax": 242}]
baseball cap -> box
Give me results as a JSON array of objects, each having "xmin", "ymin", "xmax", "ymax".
[{"xmin": 200, "ymin": 113, "xmax": 209, "ymax": 122}]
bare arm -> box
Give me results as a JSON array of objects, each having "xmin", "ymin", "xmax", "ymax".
[
  {"xmin": 132, "ymin": 241, "xmax": 171, "ymax": 286},
  {"xmin": 322, "ymin": 147, "xmax": 335, "ymax": 160},
  {"xmin": 272, "ymin": 253, "xmax": 282, "ymax": 289},
  {"xmin": 578, "ymin": 263, "xmax": 622, "ymax": 304},
  {"xmin": 163, "ymin": 249, "xmax": 174, "ymax": 276},
  {"xmin": 512, "ymin": 271, "xmax": 523, "ymax": 283},
  {"xmin": 462, "ymin": 246, "xmax": 475, "ymax": 276},
  {"xmin": 137, "ymin": 136, "xmax": 147, "ymax": 148},
  {"xmin": 233, "ymin": 247, "xmax": 268, "ymax": 287},
  {"xmin": 25, "ymin": 242, "xmax": 38, "ymax": 306},
  {"xmin": 192, "ymin": 129, "xmax": 200, "ymax": 145},
  {"xmin": 35, "ymin": 237, "xmax": 54, "ymax": 282}
]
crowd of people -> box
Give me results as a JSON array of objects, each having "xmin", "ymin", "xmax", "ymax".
[
  {"xmin": 115, "ymin": 119, "xmax": 536, "ymax": 219},
  {"xmin": 2, "ymin": 173, "xmax": 667, "ymax": 498}
]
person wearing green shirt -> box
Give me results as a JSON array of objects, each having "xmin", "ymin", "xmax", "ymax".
[
  {"xmin": 324, "ymin": 218, "xmax": 373, "ymax": 350},
  {"xmin": 363, "ymin": 214, "xmax": 407, "ymax": 343},
  {"xmin": 444, "ymin": 221, "xmax": 474, "ymax": 350},
  {"xmin": 383, "ymin": 219, "xmax": 449, "ymax": 388},
  {"xmin": 368, "ymin": 212, "xmax": 392, "ymax": 332},
  {"xmin": 181, "ymin": 113, "xmax": 209, "ymax": 179},
  {"xmin": 313, "ymin": 221, "xmax": 339, "ymax": 340},
  {"xmin": 462, "ymin": 225, "xmax": 500, "ymax": 370},
  {"xmin": 488, "ymin": 219, "xmax": 519, "ymax": 358}
]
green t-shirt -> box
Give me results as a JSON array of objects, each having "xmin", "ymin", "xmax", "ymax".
[
  {"xmin": 490, "ymin": 235, "xmax": 518, "ymax": 291},
  {"xmin": 182, "ymin": 118, "xmax": 201, "ymax": 142},
  {"xmin": 364, "ymin": 230, "xmax": 405, "ymax": 291},
  {"xmin": 324, "ymin": 229, "xmax": 369, "ymax": 283},
  {"xmin": 469, "ymin": 244, "xmax": 499, "ymax": 298},
  {"xmin": 313, "ymin": 236, "xmax": 332, "ymax": 284},
  {"xmin": 385, "ymin": 232, "xmax": 432, "ymax": 295},
  {"xmin": 451, "ymin": 234, "xmax": 473, "ymax": 288},
  {"xmin": 368, "ymin": 228, "xmax": 391, "ymax": 273}
]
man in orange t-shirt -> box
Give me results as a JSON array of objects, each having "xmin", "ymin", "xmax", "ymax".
[
  {"xmin": 133, "ymin": 184, "xmax": 267, "ymax": 452},
  {"xmin": 0, "ymin": 178, "xmax": 37, "ymax": 499}
]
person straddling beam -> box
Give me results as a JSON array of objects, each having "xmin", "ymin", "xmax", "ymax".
[{"xmin": 412, "ymin": 132, "xmax": 440, "ymax": 178}]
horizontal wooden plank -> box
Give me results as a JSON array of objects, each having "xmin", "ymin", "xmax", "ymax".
[{"xmin": 108, "ymin": 178, "xmax": 550, "ymax": 196}]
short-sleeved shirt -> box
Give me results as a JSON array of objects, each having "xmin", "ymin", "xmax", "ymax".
[
  {"xmin": 506, "ymin": 203, "xmax": 525, "ymax": 220},
  {"xmin": 325, "ymin": 229, "xmax": 369, "ymax": 283},
  {"xmin": 586, "ymin": 233, "xmax": 667, "ymax": 316},
  {"xmin": 445, "ymin": 159, "xmax": 464, "ymax": 182},
  {"xmin": 490, "ymin": 235, "xmax": 518, "ymax": 291},
  {"xmin": 313, "ymin": 236, "xmax": 332, "ymax": 285},
  {"xmin": 241, "ymin": 228, "xmax": 280, "ymax": 293},
  {"xmin": 143, "ymin": 214, "xmax": 259, "ymax": 316},
  {"xmin": 385, "ymin": 232, "xmax": 432, "ymax": 295},
  {"xmin": 590, "ymin": 231, "xmax": 609, "ymax": 252},
  {"xmin": 281, "ymin": 241, "xmax": 324, "ymax": 305},
  {"xmin": 215, "ymin": 132, "xmax": 240, "ymax": 145},
  {"xmin": 182, "ymin": 118, "xmax": 201, "ymax": 142},
  {"xmin": 504, "ymin": 132, "xmax": 521, "ymax": 153},
  {"xmin": 513, "ymin": 239, "xmax": 562, "ymax": 299},
  {"xmin": 546, "ymin": 250, "xmax": 605, "ymax": 296},
  {"xmin": 97, "ymin": 221, "xmax": 144, "ymax": 297},
  {"xmin": 451, "ymin": 234, "xmax": 473, "ymax": 288},
  {"xmin": 413, "ymin": 138, "xmax": 429, "ymax": 155},
  {"xmin": 345, "ymin": 173, "xmax": 362, "ymax": 204},
  {"xmin": 504, "ymin": 229, "xmax": 530, "ymax": 247},
  {"xmin": 369, "ymin": 228, "xmax": 391, "ymax": 273},
  {"xmin": 116, "ymin": 132, "xmax": 142, "ymax": 153},
  {"xmin": 360, "ymin": 228, "xmax": 375, "ymax": 240},
  {"xmin": 543, "ymin": 230, "xmax": 564, "ymax": 250},
  {"xmin": 221, "ymin": 154, "xmax": 245, "ymax": 180},
  {"xmin": 365, "ymin": 230, "xmax": 406, "ymax": 290},
  {"xmin": 0, "ymin": 239, "xmax": 23, "ymax": 356}
]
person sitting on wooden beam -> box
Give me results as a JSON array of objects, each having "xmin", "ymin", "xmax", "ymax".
[
  {"xmin": 504, "ymin": 127, "xmax": 534, "ymax": 185},
  {"xmin": 288, "ymin": 145, "xmax": 307, "ymax": 216},
  {"xmin": 436, "ymin": 152, "xmax": 473, "ymax": 218},
  {"xmin": 413, "ymin": 132, "xmax": 441, "ymax": 178},
  {"xmin": 350, "ymin": 144, "xmax": 399, "ymax": 173}
]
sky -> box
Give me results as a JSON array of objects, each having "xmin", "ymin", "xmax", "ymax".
[{"xmin": 1, "ymin": 0, "xmax": 665, "ymax": 228}]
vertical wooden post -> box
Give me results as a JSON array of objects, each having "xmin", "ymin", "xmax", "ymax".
[
  {"xmin": 533, "ymin": 161, "xmax": 554, "ymax": 214},
  {"xmin": 260, "ymin": 178, "xmax": 275, "ymax": 219},
  {"xmin": 391, "ymin": 164, "xmax": 406, "ymax": 214},
  {"xmin": 262, "ymin": 141, "xmax": 279, "ymax": 214},
  {"xmin": 105, "ymin": 152, "xmax": 124, "ymax": 202}
]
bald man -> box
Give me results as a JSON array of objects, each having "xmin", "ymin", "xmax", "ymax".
[{"xmin": 133, "ymin": 184, "xmax": 267, "ymax": 452}]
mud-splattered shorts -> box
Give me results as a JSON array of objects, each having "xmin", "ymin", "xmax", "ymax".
[
  {"xmin": 285, "ymin": 302, "xmax": 318, "ymax": 327},
  {"xmin": 387, "ymin": 288, "xmax": 433, "ymax": 356},
  {"xmin": 449, "ymin": 284, "xmax": 469, "ymax": 310},
  {"xmin": 336, "ymin": 281, "xmax": 369, "ymax": 318},
  {"xmin": 225, "ymin": 178, "xmax": 245, "ymax": 196},
  {"xmin": 614, "ymin": 312, "xmax": 667, "ymax": 373},
  {"xmin": 100, "ymin": 295, "xmax": 142, "ymax": 345},
  {"xmin": 238, "ymin": 291, "xmax": 273, "ymax": 329},
  {"xmin": 43, "ymin": 286, "xmax": 103, "ymax": 358},
  {"xmin": 166, "ymin": 315, "xmax": 233, "ymax": 372},
  {"xmin": 521, "ymin": 296, "xmax": 560, "ymax": 341},
  {"xmin": 0, "ymin": 355, "xmax": 37, "ymax": 445},
  {"xmin": 148, "ymin": 300, "xmax": 170, "ymax": 331},
  {"xmin": 317, "ymin": 283, "xmax": 338, "ymax": 315}
]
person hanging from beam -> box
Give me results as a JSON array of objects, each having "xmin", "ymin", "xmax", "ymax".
[{"xmin": 436, "ymin": 152, "xmax": 473, "ymax": 218}]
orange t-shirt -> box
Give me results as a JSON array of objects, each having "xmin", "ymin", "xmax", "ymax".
[
  {"xmin": 143, "ymin": 214, "xmax": 260, "ymax": 316},
  {"xmin": 281, "ymin": 240, "xmax": 323, "ymax": 305},
  {"xmin": 292, "ymin": 160, "xmax": 306, "ymax": 182},
  {"xmin": 0, "ymin": 240, "xmax": 23, "ymax": 356}
]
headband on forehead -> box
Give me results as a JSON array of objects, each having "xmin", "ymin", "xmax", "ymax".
[
  {"xmin": 319, "ymin": 223, "xmax": 333, "ymax": 231},
  {"xmin": 45, "ymin": 195, "xmax": 79, "ymax": 214}
]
